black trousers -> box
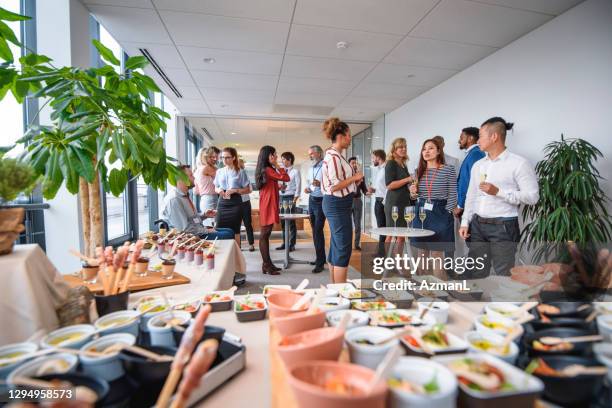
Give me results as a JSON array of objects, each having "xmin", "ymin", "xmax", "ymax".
[
  {"xmin": 352, "ymin": 197, "xmax": 363, "ymax": 247},
  {"xmin": 280, "ymin": 195, "xmax": 297, "ymax": 247},
  {"xmin": 309, "ymin": 196, "xmax": 326, "ymax": 267},
  {"xmin": 466, "ymin": 215, "xmax": 520, "ymax": 278},
  {"xmin": 374, "ymin": 198, "xmax": 386, "ymax": 256},
  {"xmin": 240, "ymin": 200, "xmax": 254, "ymax": 245}
]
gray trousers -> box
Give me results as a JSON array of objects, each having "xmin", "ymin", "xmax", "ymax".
[
  {"xmin": 352, "ymin": 197, "xmax": 363, "ymax": 247},
  {"xmin": 466, "ymin": 215, "xmax": 520, "ymax": 278}
]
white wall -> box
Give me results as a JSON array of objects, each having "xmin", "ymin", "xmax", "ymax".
[
  {"xmin": 385, "ymin": 0, "xmax": 612, "ymax": 195},
  {"xmin": 38, "ymin": 0, "xmax": 91, "ymax": 273}
]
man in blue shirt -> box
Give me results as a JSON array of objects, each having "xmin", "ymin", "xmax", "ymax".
[
  {"xmin": 304, "ymin": 145, "xmax": 326, "ymax": 273},
  {"xmin": 454, "ymin": 127, "xmax": 486, "ymax": 219}
]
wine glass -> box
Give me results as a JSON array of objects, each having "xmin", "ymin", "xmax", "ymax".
[
  {"xmin": 282, "ymin": 201, "xmax": 288, "ymax": 214},
  {"xmin": 391, "ymin": 206, "xmax": 399, "ymax": 229},
  {"xmin": 419, "ymin": 207, "xmax": 427, "ymax": 230},
  {"xmin": 405, "ymin": 206, "xmax": 415, "ymax": 229},
  {"xmin": 288, "ymin": 201, "xmax": 293, "ymax": 214}
]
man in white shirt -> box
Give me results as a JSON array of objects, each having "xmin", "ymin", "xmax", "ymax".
[
  {"xmin": 277, "ymin": 151, "xmax": 301, "ymax": 252},
  {"xmin": 459, "ymin": 117, "xmax": 539, "ymax": 277},
  {"xmin": 368, "ymin": 149, "xmax": 387, "ymax": 257}
]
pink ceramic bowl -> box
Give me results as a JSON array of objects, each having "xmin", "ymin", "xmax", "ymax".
[
  {"xmin": 277, "ymin": 327, "xmax": 344, "ymax": 367},
  {"xmin": 273, "ymin": 310, "xmax": 326, "ymax": 337},
  {"xmin": 287, "ymin": 360, "xmax": 388, "ymax": 408},
  {"xmin": 267, "ymin": 292, "xmax": 309, "ymax": 319}
]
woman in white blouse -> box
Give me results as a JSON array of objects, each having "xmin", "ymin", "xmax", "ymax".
[{"xmin": 321, "ymin": 117, "xmax": 364, "ymax": 283}]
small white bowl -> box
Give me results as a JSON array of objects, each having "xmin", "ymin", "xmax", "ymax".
[
  {"xmin": 417, "ymin": 298, "xmax": 449, "ymax": 324},
  {"xmin": 485, "ymin": 303, "xmax": 524, "ymax": 321},
  {"xmin": 80, "ymin": 333, "xmax": 136, "ymax": 381},
  {"xmin": 464, "ymin": 331, "xmax": 519, "ymax": 364},
  {"xmin": 596, "ymin": 315, "xmax": 612, "ymax": 342},
  {"xmin": 388, "ymin": 356, "xmax": 458, "ymax": 408},
  {"xmin": 345, "ymin": 326, "xmax": 399, "ymax": 369},
  {"xmin": 94, "ymin": 310, "xmax": 140, "ymax": 337},
  {"xmin": 0, "ymin": 342, "xmax": 38, "ymax": 379},
  {"xmin": 474, "ymin": 314, "xmax": 521, "ymax": 338},
  {"xmin": 7, "ymin": 353, "xmax": 78, "ymax": 384},
  {"xmin": 40, "ymin": 325, "xmax": 96, "ymax": 350},
  {"xmin": 326, "ymin": 310, "xmax": 369, "ymax": 329},
  {"xmin": 148, "ymin": 311, "xmax": 192, "ymax": 347},
  {"xmin": 136, "ymin": 300, "xmax": 170, "ymax": 332},
  {"xmin": 319, "ymin": 297, "xmax": 350, "ymax": 312}
]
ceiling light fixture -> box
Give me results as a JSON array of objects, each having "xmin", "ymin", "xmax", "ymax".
[
  {"xmin": 336, "ymin": 41, "xmax": 348, "ymax": 49},
  {"xmin": 220, "ymin": 104, "xmax": 229, "ymax": 108},
  {"xmin": 203, "ymin": 57, "xmax": 216, "ymax": 64},
  {"xmin": 405, "ymin": 74, "xmax": 415, "ymax": 78},
  {"xmin": 231, "ymin": 132, "xmax": 236, "ymax": 135}
]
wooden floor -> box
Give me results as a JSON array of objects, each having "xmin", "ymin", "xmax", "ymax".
[{"xmin": 292, "ymin": 221, "xmax": 377, "ymax": 273}]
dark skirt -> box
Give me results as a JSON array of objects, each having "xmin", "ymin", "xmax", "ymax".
[
  {"xmin": 322, "ymin": 194, "xmax": 353, "ymax": 267},
  {"xmin": 215, "ymin": 194, "xmax": 242, "ymax": 234},
  {"xmin": 411, "ymin": 198, "xmax": 455, "ymax": 252}
]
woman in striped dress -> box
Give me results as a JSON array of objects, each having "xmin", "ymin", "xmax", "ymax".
[
  {"xmin": 321, "ymin": 117, "xmax": 364, "ymax": 283},
  {"xmin": 409, "ymin": 138, "xmax": 457, "ymax": 279}
]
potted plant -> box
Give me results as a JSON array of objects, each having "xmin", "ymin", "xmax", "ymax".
[
  {"xmin": 521, "ymin": 135, "xmax": 612, "ymax": 291},
  {"xmin": 0, "ymin": 152, "xmax": 38, "ymax": 254},
  {"xmin": 0, "ymin": 7, "xmax": 185, "ymax": 256}
]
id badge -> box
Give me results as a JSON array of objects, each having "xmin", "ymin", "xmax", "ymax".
[
  {"xmin": 424, "ymin": 202, "xmax": 434, "ymax": 211},
  {"xmin": 193, "ymin": 216, "xmax": 202, "ymax": 224}
]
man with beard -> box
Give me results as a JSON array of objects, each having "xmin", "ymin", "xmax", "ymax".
[
  {"xmin": 304, "ymin": 145, "xmax": 326, "ymax": 273},
  {"xmin": 455, "ymin": 127, "xmax": 485, "ymax": 219},
  {"xmin": 162, "ymin": 165, "xmax": 234, "ymax": 239}
]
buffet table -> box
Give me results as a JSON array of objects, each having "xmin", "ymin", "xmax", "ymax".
[
  {"xmin": 0, "ymin": 244, "xmax": 70, "ymax": 345},
  {"xmin": 166, "ymin": 301, "xmax": 483, "ymax": 407},
  {"xmin": 128, "ymin": 239, "xmax": 246, "ymax": 305}
]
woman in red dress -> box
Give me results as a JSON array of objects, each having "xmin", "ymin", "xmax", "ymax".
[{"xmin": 255, "ymin": 145, "xmax": 290, "ymax": 274}]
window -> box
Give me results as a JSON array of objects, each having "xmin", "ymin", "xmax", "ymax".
[{"xmin": 91, "ymin": 18, "xmax": 162, "ymax": 242}]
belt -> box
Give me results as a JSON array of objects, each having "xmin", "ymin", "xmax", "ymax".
[{"xmin": 474, "ymin": 215, "xmax": 518, "ymax": 225}]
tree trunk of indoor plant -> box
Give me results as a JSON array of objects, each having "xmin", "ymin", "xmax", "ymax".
[
  {"xmin": 79, "ymin": 178, "xmax": 91, "ymax": 257},
  {"xmin": 88, "ymin": 167, "xmax": 103, "ymax": 256}
]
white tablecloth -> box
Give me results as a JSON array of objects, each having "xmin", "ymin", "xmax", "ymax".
[
  {"xmin": 129, "ymin": 239, "xmax": 246, "ymax": 305},
  {"xmin": 0, "ymin": 244, "xmax": 70, "ymax": 345}
]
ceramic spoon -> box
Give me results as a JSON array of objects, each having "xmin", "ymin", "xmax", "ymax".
[
  {"xmin": 368, "ymin": 345, "xmax": 402, "ymax": 394},
  {"xmin": 561, "ymin": 364, "xmax": 608, "ymax": 376}
]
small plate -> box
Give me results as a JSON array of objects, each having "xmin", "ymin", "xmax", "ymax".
[
  {"xmin": 402, "ymin": 328, "xmax": 469, "ymax": 354},
  {"xmin": 339, "ymin": 288, "xmax": 377, "ymax": 300},
  {"xmin": 368, "ymin": 309, "xmax": 434, "ymax": 327},
  {"xmin": 351, "ymin": 300, "xmax": 396, "ymax": 312}
]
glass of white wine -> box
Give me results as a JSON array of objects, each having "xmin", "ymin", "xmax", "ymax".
[
  {"xmin": 391, "ymin": 206, "xmax": 399, "ymax": 229},
  {"xmin": 405, "ymin": 206, "xmax": 415, "ymax": 229},
  {"xmin": 419, "ymin": 207, "xmax": 427, "ymax": 230},
  {"xmin": 282, "ymin": 201, "xmax": 288, "ymax": 214},
  {"xmin": 288, "ymin": 201, "xmax": 293, "ymax": 214}
]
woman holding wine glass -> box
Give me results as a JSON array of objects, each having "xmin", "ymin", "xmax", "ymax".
[
  {"xmin": 384, "ymin": 138, "xmax": 415, "ymax": 259},
  {"xmin": 255, "ymin": 145, "xmax": 290, "ymax": 275},
  {"xmin": 409, "ymin": 138, "xmax": 457, "ymax": 279}
]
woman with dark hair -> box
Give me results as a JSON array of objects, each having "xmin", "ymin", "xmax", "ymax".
[
  {"xmin": 256, "ymin": 145, "xmax": 290, "ymax": 274},
  {"xmin": 214, "ymin": 147, "xmax": 251, "ymax": 245},
  {"xmin": 321, "ymin": 117, "xmax": 364, "ymax": 283},
  {"xmin": 409, "ymin": 138, "xmax": 457, "ymax": 279}
]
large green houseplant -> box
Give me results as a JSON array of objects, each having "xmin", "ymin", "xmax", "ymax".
[
  {"xmin": 0, "ymin": 7, "xmax": 185, "ymax": 256},
  {"xmin": 521, "ymin": 135, "xmax": 612, "ymax": 287}
]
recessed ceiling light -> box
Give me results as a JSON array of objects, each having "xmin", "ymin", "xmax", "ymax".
[
  {"xmin": 220, "ymin": 104, "xmax": 229, "ymax": 108},
  {"xmin": 203, "ymin": 57, "xmax": 216, "ymax": 64},
  {"xmin": 336, "ymin": 41, "xmax": 348, "ymax": 49},
  {"xmin": 405, "ymin": 74, "xmax": 415, "ymax": 78},
  {"xmin": 231, "ymin": 132, "xmax": 237, "ymax": 135}
]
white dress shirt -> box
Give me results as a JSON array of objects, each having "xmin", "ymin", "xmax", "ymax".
[
  {"xmin": 280, "ymin": 166, "xmax": 301, "ymax": 197},
  {"xmin": 461, "ymin": 149, "xmax": 539, "ymax": 227},
  {"xmin": 373, "ymin": 163, "xmax": 387, "ymax": 201}
]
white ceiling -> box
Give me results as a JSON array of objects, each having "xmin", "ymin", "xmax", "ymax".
[
  {"xmin": 188, "ymin": 118, "xmax": 370, "ymax": 164},
  {"xmin": 81, "ymin": 0, "xmax": 583, "ymax": 123}
]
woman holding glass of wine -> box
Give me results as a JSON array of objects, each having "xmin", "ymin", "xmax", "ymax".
[
  {"xmin": 384, "ymin": 138, "xmax": 415, "ymax": 259},
  {"xmin": 409, "ymin": 138, "xmax": 457, "ymax": 279}
]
